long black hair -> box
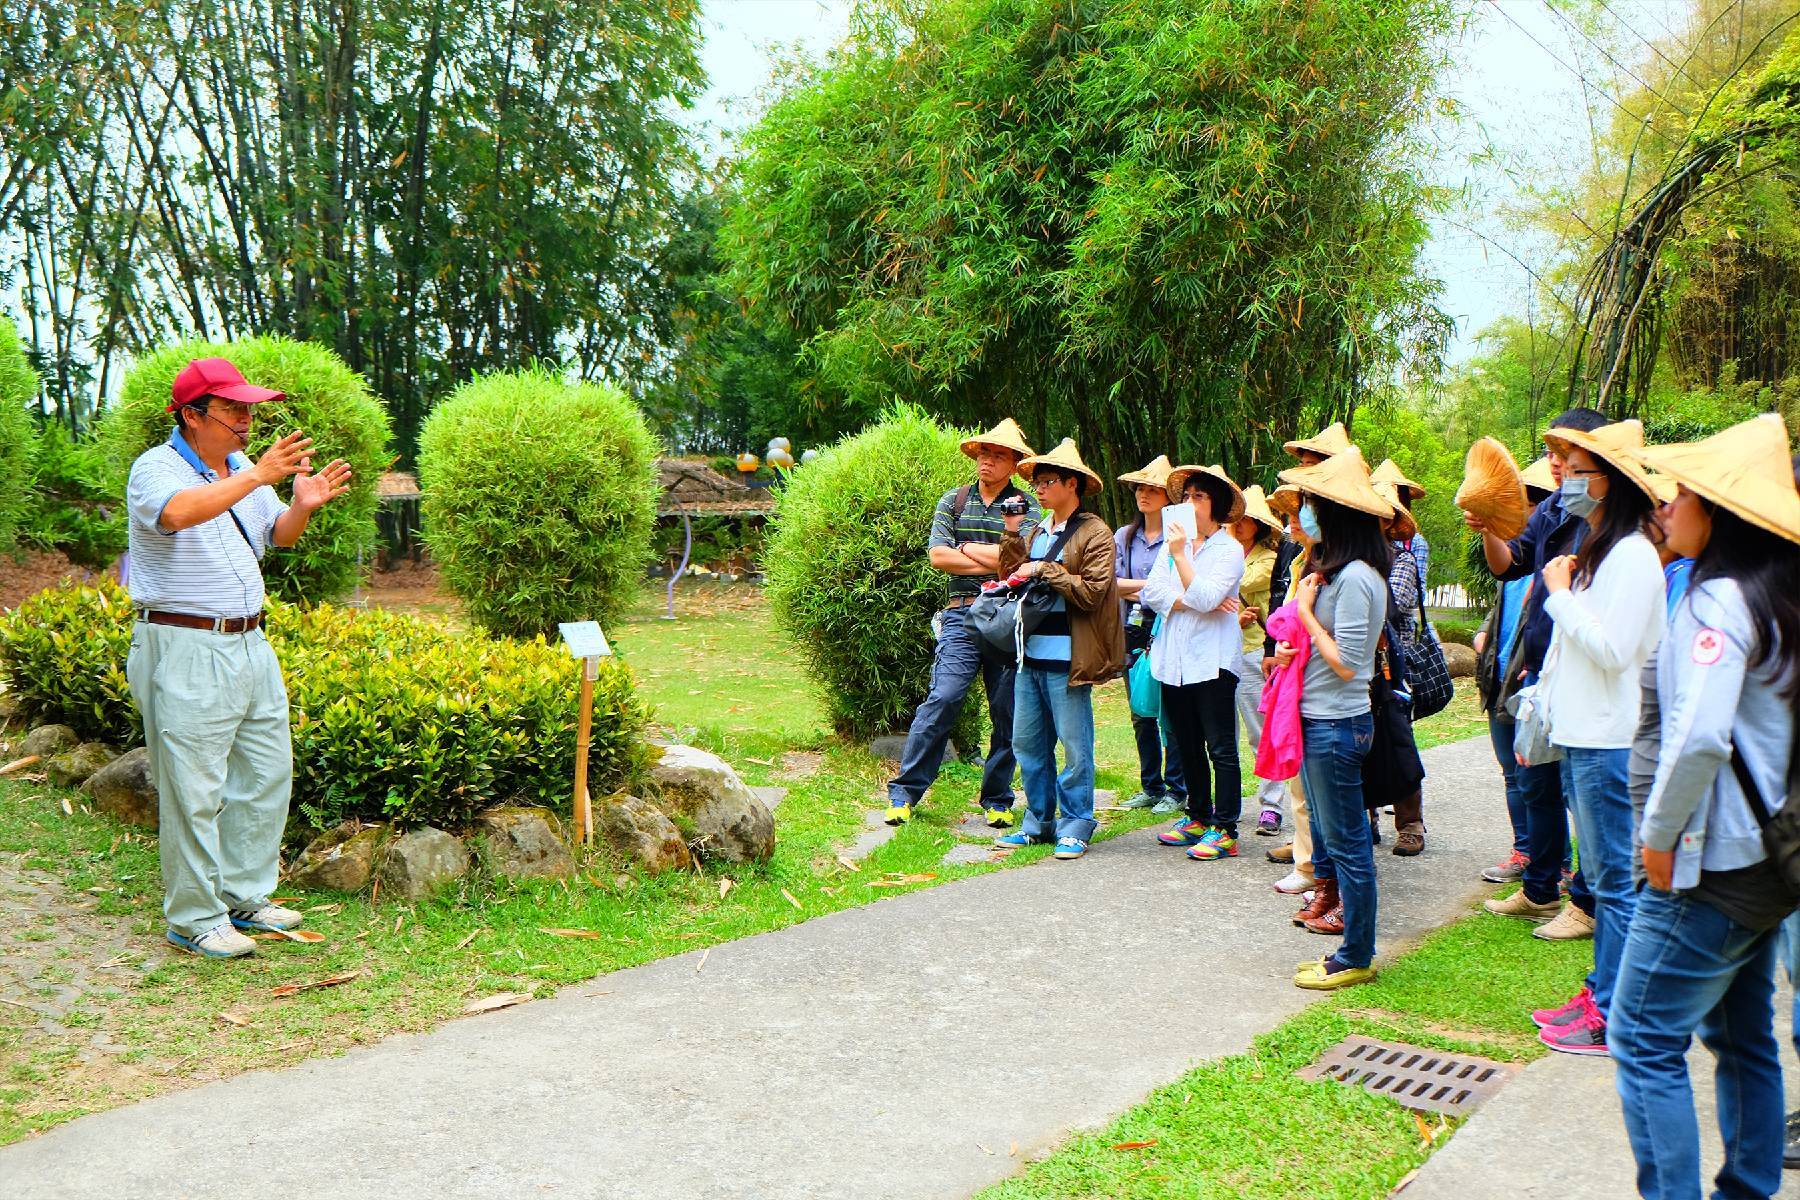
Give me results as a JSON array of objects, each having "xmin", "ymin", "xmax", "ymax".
[
  {"xmin": 1685, "ymin": 455, "xmax": 1800, "ymax": 702},
  {"xmin": 1307, "ymin": 494, "xmax": 1392, "ymax": 583},
  {"xmin": 1572, "ymin": 457, "xmax": 1656, "ymax": 587}
]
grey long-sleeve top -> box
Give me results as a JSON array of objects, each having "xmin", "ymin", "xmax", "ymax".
[{"xmin": 1641, "ymin": 577, "xmax": 1796, "ymax": 890}]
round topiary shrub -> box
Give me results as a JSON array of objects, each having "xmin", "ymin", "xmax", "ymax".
[
  {"xmin": 418, "ymin": 369, "xmax": 659, "ymax": 640},
  {"xmin": 765, "ymin": 403, "xmax": 991, "ymax": 741},
  {"xmin": 0, "ymin": 317, "xmax": 38, "ymax": 553},
  {"xmin": 99, "ymin": 336, "xmax": 391, "ymax": 604}
]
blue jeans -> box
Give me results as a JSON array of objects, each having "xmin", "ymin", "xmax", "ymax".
[
  {"xmin": 1784, "ymin": 911, "xmax": 1800, "ymax": 1067},
  {"xmin": 1130, "ymin": 713, "xmax": 1185, "ymax": 801},
  {"xmin": 888, "ymin": 606, "xmax": 1017, "ymax": 810},
  {"xmin": 1516, "ymin": 757, "xmax": 1572, "ymax": 906},
  {"xmin": 1014, "ymin": 665, "xmax": 1096, "ymax": 843},
  {"xmin": 1560, "ymin": 747, "xmax": 1635, "ymax": 1016},
  {"xmin": 1610, "ymin": 889, "xmax": 1783, "ymax": 1200},
  {"xmin": 1301, "ymin": 713, "xmax": 1377, "ymax": 969},
  {"xmin": 1486, "ymin": 714, "xmax": 1528, "ymax": 856}
]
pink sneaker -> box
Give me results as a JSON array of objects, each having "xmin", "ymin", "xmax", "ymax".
[
  {"xmin": 1531, "ymin": 986, "xmax": 1593, "ymax": 1029},
  {"xmin": 1540, "ymin": 998, "xmax": 1608, "ymax": 1057}
]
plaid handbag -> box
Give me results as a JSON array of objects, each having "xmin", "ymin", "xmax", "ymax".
[{"xmin": 1396, "ymin": 549, "xmax": 1453, "ymax": 719}]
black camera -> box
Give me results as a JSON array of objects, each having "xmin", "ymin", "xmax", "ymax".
[{"xmin": 999, "ymin": 495, "xmax": 1030, "ymax": 517}]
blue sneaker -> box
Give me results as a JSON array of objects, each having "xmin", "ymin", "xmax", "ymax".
[
  {"xmin": 1053, "ymin": 838, "xmax": 1088, "ymax": 860},
  {"xmin": 994, "ymin": 831, "xmax": 1050, "ymax": 849}
]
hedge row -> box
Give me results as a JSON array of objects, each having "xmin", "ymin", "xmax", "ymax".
[{"xmin": 0, "ymin": 582, "xmax": 649, "ymax": 833}]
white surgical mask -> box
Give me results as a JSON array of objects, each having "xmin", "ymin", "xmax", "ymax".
[
  {"xmin": 1298, "ymin": 503, "xmax": 1322, "ymax": 541},
  {"xmin": 1561, "ymin": 477, "xmax": 1600, "ymax": 519}
]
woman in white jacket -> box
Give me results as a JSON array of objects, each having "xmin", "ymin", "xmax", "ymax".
[{"xmin": 1531, "ymin": 419, "xmax": 1666, "ymax": 1057}]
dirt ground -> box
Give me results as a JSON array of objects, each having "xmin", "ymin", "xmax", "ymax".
[{"xmin": 0, "ymin": 552, "xmax": 112, "ymax": 612}]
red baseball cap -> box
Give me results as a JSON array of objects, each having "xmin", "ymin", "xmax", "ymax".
[{"xmin": 167, "ymin": 357, "xmax": 286, "ymax": 412}]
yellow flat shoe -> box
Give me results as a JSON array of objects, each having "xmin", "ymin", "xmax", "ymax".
[{"xmin": 1295, "ymin": 963, "xmax": 1377, "ymax": 991}]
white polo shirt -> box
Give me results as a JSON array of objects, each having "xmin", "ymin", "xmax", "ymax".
[{"xmin": 125, "ymin": 431, "xmax": 287, "ymax": 619}]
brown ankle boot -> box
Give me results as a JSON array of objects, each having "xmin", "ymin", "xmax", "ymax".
[
  {"xmin": 1304, "ymin": 904, "xmax": 1346, "ymax": 935},
  {"xmin": 1293, "ymin": 877, "xmax": 1339, "ymax": 926}
]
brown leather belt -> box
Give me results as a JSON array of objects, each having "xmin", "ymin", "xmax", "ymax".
[
  {"xmin": 139, "ymin": 609, "xmax": 265, "ymax": 634},
  {"xmin": 944, "ymin": 595, "xmax": 980, "ymax": 610}
]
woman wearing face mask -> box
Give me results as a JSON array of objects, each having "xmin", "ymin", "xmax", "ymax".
[
  {"xmin": 1140, "ymin": 464, "xmax": 1247, "ymax": 860},
  {"xmin": 1275, "ymin": 449, "xmax": 1395, "ymax": 989},
  {"xmin": 1606, "ymin": 414, "xmax": 1800, "ymax": 1200},
  {"xmin": 1529, "ymin": 420, "xmax": 1667, "ymax": 1056}
]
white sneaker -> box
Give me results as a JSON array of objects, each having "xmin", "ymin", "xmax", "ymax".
[
  {"xmin": 1272, "ymin": 870, "xmax": 1312, "ymax": 895},
  {"xmin": 229, "ymin": 903, "xmax": 304, "ymax": 932},
  {"xmin": 168, "ymin": 922, "xmax": 257, "ymax": 958}
]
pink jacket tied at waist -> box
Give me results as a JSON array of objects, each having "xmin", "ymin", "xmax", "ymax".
[{"xmin": 1256, "ymin": 601, "xmax": 1312, "ymax": 782}]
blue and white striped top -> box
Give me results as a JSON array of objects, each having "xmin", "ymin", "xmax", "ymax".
[
  {"xmin": 1022, "ymin": 520, "xmax": 1072, "ymax": 672},
  {"xmin": 125, "ymin": 431, "xmax": 288, "ymax": 619}
]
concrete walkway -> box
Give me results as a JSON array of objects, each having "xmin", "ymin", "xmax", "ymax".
[{"xmin": 6, "ymin": 737, "xmax": 1520, "ymax": 1199}]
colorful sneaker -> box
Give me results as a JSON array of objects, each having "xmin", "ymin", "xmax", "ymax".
[
  {"xmin": 229, "ymin": 903, "xmax": 303, "ymax": 933},
  {"xmin": 1540, "ymin": 1002, "xmax": 1608, "ymax": 1056},
  {"xmin": 884, "ymin": 801, "xmax": 912, "ymax": 827},
  {"xmin": 985, "ymin": 805, "xmax": 1018, "ymax": 829},
  {"xmin": 994, "ymin": 831, "xmax": 1051, "ymax": 849},
  {"xmin": 1256, "ymin": 809, "xmax": 1282, "ymax": 836},
  {"xmin": 1531, "ymin": 986, "xmax": 1593, "ymax": 1029},
  {"xmin": 1481, "ymin": 850, "xmax": 1529, "ymax": 884},
  {"xmin": 166, "ymin": 923, "xmax": 256, "ymax": 959},
  {"xmin": 1053, "ymin": 838, "xmax": 1088, "ymax": 860},
  {"xmin": 1187, "ymin": 829, "xmax": 1238, "ymax": 861},
  {"xmin": 1120, "ymin": 791, "xmax": 1161, "ymax": 810},
  {"xmin": 1150, "ymin": 795, "xmax": 1184, "ymax": 815},
  {"xmin": 1560, "ymin": 867, "xmax": 1575, "ymax": 896},
  {"xmin": 1156, "ymin": 819, "xmax": 1207, "ymax": 847}
]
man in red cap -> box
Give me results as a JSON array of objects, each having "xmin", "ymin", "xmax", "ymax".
[{"xmin": 124, "ymin": 357, "xmax": 352, "ymax": 959}]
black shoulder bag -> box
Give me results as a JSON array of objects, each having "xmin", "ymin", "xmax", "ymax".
[
  {"xmin": 970, "ymin": 517, "xmax": 1083, "ymax": 663},
  {"xmin": 1729, "ymin": 728, "xmax": 1800, "ymax": 896}
]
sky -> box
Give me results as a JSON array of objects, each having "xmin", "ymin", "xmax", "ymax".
[{"xmin": 685, "ymin": 0, "xmax": 1695, "ymax": 363}]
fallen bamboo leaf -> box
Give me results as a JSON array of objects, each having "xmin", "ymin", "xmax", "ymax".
[
  {"xmin": 1009, "ymin": 1141, "xmax": 1018, "ymax": 1157},
  {"xmin": 539, "ymin": 927, "xmax": 606, "ymax": 939},
  {"xmin": 464, "ymin": 992, "xmax": 532, "ymax": 1015},
  {"xmin": 866, "ymin": 873, "xmax": 938, "ymax": 888},
  {"xmin": 307, "ymin": 903, "xmax": 342, "ymax": 915},
  {"xmin": 272, "ymin": 896, "xmax": 301, "ymax": 905},
  {"xmin": 269, "ymin": 928, "xmax": 327, "ymax": 943},
  {"xmin": 271, "ymin": 1039, "xmax": 313, "ymax": 1052},
  {"xmin": 215, "ymin": 1011, "xmax": 251, "ymax": 1028},
  {"xmin": 780, "ymin": 888, "xmax": 802, "ymax": 910},
  {"xmin": 745, "ymin": 757, "xmax": 773, "ymax": 766},
  {"xmin": 695, "ymin": 948, "xmax": 709, "ymax": 974},
  {"xmin": 977, "ymin": 1143, "xmax": 994, "ymax": 1156},
  {"xmin": 60, "ymin": 797, "xmax": 73, "ymax": 816},
  {"xmin": 269, "ymin": 971, "xmax": 360, "ymax": 999},
  {"xmin": 1110, "ymin": 1141, "xmax": 1157, "ymax": 1151},
  {"xmin": 0, "ymin": 755, "xmax": 42, "ymax": 776},
  {"xmin": 835, "ymin": 855, "xmax": 860, "ymax": 872},
  {"xmin": 676, "ymin": 932, "xmax": 704, "ymax": 939},
  {"xmin": 369, "ymin": 878, "xmax": 380, "ymax": 904},
  {"xmin": 820, "ymin": 886, "xmax": 841, "ymax": 895},
  {"xmin": 718, "ymin": 877, "xmax": 734, "ymax": 900},
  {"xmin": 1412, "ymin": 1111, "xmax": 1433, "ymax": 1146},
  {"xmin": 393, "ymin": 914, "xmax": 404, "ymax": 934},
  {"xmin": 453, "ymin": 929, "xmax": 483, "ymax": 951}
]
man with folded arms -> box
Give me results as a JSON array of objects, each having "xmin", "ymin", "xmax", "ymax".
[{"xmin": 126, "ymin": 357, "xmax": 351, "ymax": 958}]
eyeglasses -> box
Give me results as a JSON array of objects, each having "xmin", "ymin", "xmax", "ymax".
[{"xmin": 1564, "ymin": 466, "xmax": 1606, "ymax": 478}]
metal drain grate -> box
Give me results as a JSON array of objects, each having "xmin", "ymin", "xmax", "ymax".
[{"xmin": 1296, "ymin": 1036, "xmax": 1518, "ymax": 1116}]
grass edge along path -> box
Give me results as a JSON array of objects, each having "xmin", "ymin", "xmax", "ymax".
[{"xmin": 973, "ymin": 904, "xmax": 1592, "ymax": 1200}]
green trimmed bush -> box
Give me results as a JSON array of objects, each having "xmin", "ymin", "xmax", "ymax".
[
  {"xmin": 20, "ymin": 424, "xmax": 128, "ymax": 569},
  {"xmin": 98, "ymin": 336, "xmax": 390, "ymax": 604},
  {"xmin": 0, "ymin": 317, "xmax": 37, "ymax": 553},
  {"xmin": 418, "ymin": 369, "xmax": 659, "ymax": 640},
  {"xmin": 0, "ymin": 580, "xmax": 649, "ymax": 834},
  {"xmin": 764, "ymin": 404, "xmax": 990, "ymax": 740}
]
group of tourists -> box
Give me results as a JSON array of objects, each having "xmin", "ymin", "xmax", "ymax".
[{"xmin": 885, "ymin": 406, "xmax": 1800, "ymax": 1200}]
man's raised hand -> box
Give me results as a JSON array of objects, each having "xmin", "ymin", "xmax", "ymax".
[
  {"xmin": 251, "ymin": 430, "xmax": 316, "ymax": 485},
  {"xmin": 292, "ymin": 459, "xmax": 353, "ymax": 512}
]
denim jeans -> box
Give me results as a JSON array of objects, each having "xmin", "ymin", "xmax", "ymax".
[
  {"xmin": 1160, "ymin": 673, "xmax": 1241, "ymax": 834},
  {"xmin": 1784, "ymin": 911, "xmax": 1800, "ymax": 1066},
  {"xmin": 1013, "ymin": 665, "xmax": 1096, "ymax": 843},
  {"xmin": 1610, "ymin": 889, "xmax": 1783, "ymax": 1200},
  {"xmin": 888, "ymin": 606, "xmax": 1017, "ymax": 810},
  {"xmin": 1235, "ymin": 649, "xmax": 1287, "ymax": 815},
  {"xmin": 1130, "ymin": 713, "xmax": 1186, "ymax": 801},
  {"xmin": 1516, "ymin": 757, "xmax": 1572, "ymax": 906},
  {"xmin": 1301, "ymin": 713, "xmax": 1378, "ymax": 969},
  {"xmin": 1560, "ymin": 747, "xmax": 1636, "ymax": 1016},
  {"xmin": 1486, "ymin": 714, "xmax": 1528, "ymax": 856}
]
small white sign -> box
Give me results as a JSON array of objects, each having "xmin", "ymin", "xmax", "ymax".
[{"xmin": 558, "ymin": 621, "xmax": 612, "ymax": 659}]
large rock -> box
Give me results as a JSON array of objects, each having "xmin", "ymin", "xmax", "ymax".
[
  {"xmin": 476, "ymin": 806, "xmax": 575, "ymax": 881},
  {"xmin": 80, "ymin": 747, "xmax": 158, "ymax": 827},
  {"xmin": 375, "ymin": 827, "xmax": 471, "ymax": 901},
  {"xmin": 1441, "ymin": 642, "xmax": 1478, "ymax": 680},
  {"xmin": 595, "ymin": 793, "xmax": 692, "ymax": 874},
  {"xmin": 648, "ymin": 745, "xmax": 776, "ymax": 865},
  {"xmin": 289, "ymin": 822, "xmax": 386, "ymax": 892},
  {"xmin": 46, "ymin": 742, "xmax": 118, "ymax": 789},
  {"xmin": 21, "ymin": 724, "xmax": 79, "ymax": 759}
]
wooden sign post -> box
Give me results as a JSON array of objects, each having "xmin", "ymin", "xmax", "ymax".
[{"xmin": 557, "ymin": 621, "xmax": 613, "ymax": 844}]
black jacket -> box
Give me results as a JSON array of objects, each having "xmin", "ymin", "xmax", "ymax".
[{"xmin": 1496, "ymin": 493, "xmax": 1586, "ymax": 680}]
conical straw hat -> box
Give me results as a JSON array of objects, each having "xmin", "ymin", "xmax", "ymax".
[
  {"xmin": 1374, "ymin": 481, "xmax": 1418, "ymax": 541},
  {"xmin": 1454, "ymin": 437, "xmax": 1529, "ymax": 541},
  {"xmin": 1165, "ymin": 463, "xmax": 1247, "ymax": 524},
  {"xmin": 1520, "ymin": 455, "xmax": 1555, "ymax": 498},
  {"xmin": 960, "ymin": 417, "xmax": 1035, "ymax": 461},
  {"xmin": 1543, "ymin": 419, "xmax": 1660, "ymax": 505},
  {"xmin": 1269, "ymin": 484, "xmax": 1302, "ymax": 519},
  {"xmin": 1278, "ymin": 446, "xmax": 1395, "ymax": 519},
  {"xmin": 1118, "ymin": 454, "xmax": 1175, "ymax": 490},
  {"xmin": 1282, "ymin": 421, "xmax": 1351, "ymax": 460},
  {"xmin": 1019, "ymin": 437, "xmax": 1104, "ymax": 495},
  {"xmin": 1631, "ymin": 413, "xmax": 1800, "ymax": 545},
  {"xmin": 1370, "ymin": 458, "xmax": 1426, "ymax": 500},
  {"xmin": 1239, "ymin": 485, "xmax": 1284, "ymax": 534}
]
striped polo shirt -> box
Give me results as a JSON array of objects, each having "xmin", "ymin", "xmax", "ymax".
[
  {"xmin": 125, "ymin": 431, "xmax": 288, "ymax": 619},
  {"xmin": 928, "ymin": 480, "xmax": 1034, "ymax": 599},
  {"xmin": 1022, "ymin": 519, "xmax": 1072, "ymax": 672}
]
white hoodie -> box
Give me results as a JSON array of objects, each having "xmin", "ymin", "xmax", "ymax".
[{"xmin": 1541, "ymin": 531, "xmax": 1666, "ymax": 750}]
